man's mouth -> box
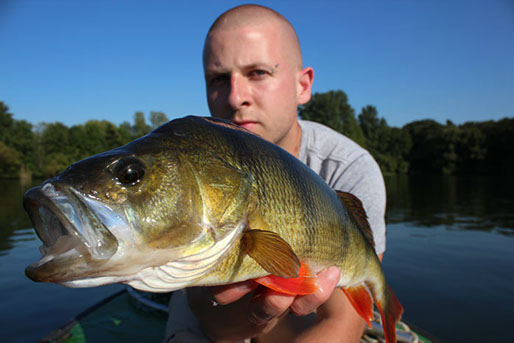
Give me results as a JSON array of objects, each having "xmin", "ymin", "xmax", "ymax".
[{"xmin": 233, "ymin": 120, "xmax": 258, "ymax": 130}]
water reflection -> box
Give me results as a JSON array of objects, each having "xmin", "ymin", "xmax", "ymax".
[
  {"xmin": 385, "ymin": 174, "xmax": 514, "ymax": 232},
  {"xmin": 0, "ymin": 179, "xmax": 40, "ymax": 253}
]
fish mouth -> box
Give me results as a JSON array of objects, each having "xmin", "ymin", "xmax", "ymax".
[{"xmin": 24, "ymin": 183, "xmax": 119, "ymax": 283}]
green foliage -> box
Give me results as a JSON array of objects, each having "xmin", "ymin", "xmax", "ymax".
[
  {"xmin": 41, "ymin": 152, "xmax": 74, "ymax": 178},
  {"xmin": 299, "ymin": 90, "xmax": 366, "ymax": 147},
  {"xmin": 132, "ymin": 112, "xmax": 151, "ymax": 138},
  {"xmin": 358, "ymin": 105, "xmax": 383, "ymax": 148},
  {"xmin": 68, "ymin": 120, "xmax": 125, "ymax": 161},
  {"xmin": 471, "ymin": 118, "xmax": 514, "ymax": 174},
  {"xmin": 0, "ymin": 102, "xmax": 15, "ymax": 139},
  {"xmin": 150, "ymin": 111, "xmax": 169, "ymax": 129},
  {"xmin": 0, "ymin": 141, "xmax": 22, "ymax": 177},
  {"xmin": 358, "ymin": 106, "xmax": 411, "ymax": 173},
  {"xmin": 118, "ymin": 121, "xmax": 133, "ymax": 144},
  {"xmin": 404, "ymin": 119, "xmax": 493, "ymax": 174},
  {"xmin": 404, "ymin": 120, "xmax": 446, "ymax": 173},
  {"xmin": 0, "ymin": 105, "xmax": 174, "ymax": 179},
  {"xmin": 40, "ymin": 122, "xmax": 73, "ymax": 157},
  {"xmin": 11, "ymin": 119, "xmax": 35, "ymax": 166},
  {"xmin": 0, "ymin": 102, "xmax": 35, "ymax": 177}
]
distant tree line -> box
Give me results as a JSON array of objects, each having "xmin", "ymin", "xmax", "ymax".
[
  {"xmin": 0, "ymin": 101, "xmax": 168, "ymax": 179},
  {"xmin": 299, "ymin": 90, "xmax": 513, "ymax": 174},
  {"xmin": 1, "ymin": 92, "xmax": 513, "ymax": 179}
]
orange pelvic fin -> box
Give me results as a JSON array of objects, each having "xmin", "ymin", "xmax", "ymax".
[
  {"xmin": 253, "ymin": 263, "xmax": 318, "ymax": 295},
  {"xmin": 341, "ymin": 284, "xmax": 374, "ymax": 328},
  {"xmin": 376, "ymin": 285, "xmax": 404, "ymax": 343}
]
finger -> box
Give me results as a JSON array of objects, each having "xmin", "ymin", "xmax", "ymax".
[
  {"xmin": 248, "ymin": 287, "xmax": 296, "ymax": 325},
  {"xmin": 290, "ymin": 266, "xmax": 341, "ymax": 316},
  {"xmin": 211, "ymin": 280, "xmax": 258, "ymax": 305}
]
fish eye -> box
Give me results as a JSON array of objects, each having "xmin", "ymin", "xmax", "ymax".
[{"xmin": 114, "ymin": 157, "xmax": 145, "ymax": 186}]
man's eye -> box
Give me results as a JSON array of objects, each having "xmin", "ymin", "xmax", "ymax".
[
  {"xmin": 249, "ymin": 70, "xmax": 268, "ymax": 79},
  {"xmin": 209, "ymin": 74, "xmax": 229, "ymax": 85}
]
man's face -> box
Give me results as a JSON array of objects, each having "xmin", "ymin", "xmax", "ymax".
[{"xmin": 203, "ymin": 24, "xmax": 301, "ymax": 147}]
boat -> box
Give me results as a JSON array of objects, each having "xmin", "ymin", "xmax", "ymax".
[
  {"xmin": 40, "ymin": 288, "xmax": 168, "ymax": 343},
  {"xmin": 40, "ymin": 287, "xmax": 435, "ymax": 343}
]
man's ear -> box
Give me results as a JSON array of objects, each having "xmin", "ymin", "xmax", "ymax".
[{"xmin": 297, "ymin": 66, "xmax": 314, "ymax": 105}]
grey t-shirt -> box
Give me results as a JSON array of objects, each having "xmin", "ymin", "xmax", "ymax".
[{"xmin": 298, "ymin": 120, "xmax": 386, "ymax": 254}]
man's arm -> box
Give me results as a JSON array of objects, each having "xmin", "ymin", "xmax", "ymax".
[{"xmin": 287, "ymin": 288, "xmax": 366, "ymax": 343}]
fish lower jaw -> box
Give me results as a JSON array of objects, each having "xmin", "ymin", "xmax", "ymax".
[
  {"xmin": 26, "ymin": 237, "xmax": 89, "ymax": 281},
  {"xmin": 29, "ymin": 229, "xmax": 93, "ymax": 271},
  {"xmin": 31, "ymin": 247, "xmax": 82, "ymax": 269}
]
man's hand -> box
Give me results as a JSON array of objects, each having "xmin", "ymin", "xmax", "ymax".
[{"xmin": 187, "ymin": 267, "xmax": 342, "ymax": 342}]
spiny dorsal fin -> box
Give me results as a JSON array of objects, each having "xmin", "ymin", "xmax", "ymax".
[
  {"xmin": 242, "ymin": 229, "xmax": 300, "ymax": 278},
  {"xmin": 336, "ymin": 191, "xmax": 375, "ymax": 247}
]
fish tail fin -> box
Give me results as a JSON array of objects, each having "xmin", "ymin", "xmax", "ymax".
[
  {"xmin": 376, "ymin": 284, "xmax": 404, "ymax": 343},
  {"xmin": 342, "ymin": 282, "xmax": 403, "ymax": 343}
]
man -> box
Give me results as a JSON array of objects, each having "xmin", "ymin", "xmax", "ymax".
[{"xmin": 166, "ymin": 4, "xmax": 386, "ymax": 342}]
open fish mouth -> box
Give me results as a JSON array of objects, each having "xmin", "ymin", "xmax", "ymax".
[{"xmin": 24, "ymin": 183, "xmax": 119, "ymax": 282}]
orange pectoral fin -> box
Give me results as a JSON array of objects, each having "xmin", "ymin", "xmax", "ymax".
[
  {"xmin": 341, "ymin": 284, "xmax": 374, "ymax": 328},
  {"xmin": 254, "ymin": 263, "xmax": 318, "ymax": 295}
]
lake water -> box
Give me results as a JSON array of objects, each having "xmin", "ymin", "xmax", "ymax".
[{"xmin": 1, "ymin": 175, "xmax": 513, "ymax": 342}]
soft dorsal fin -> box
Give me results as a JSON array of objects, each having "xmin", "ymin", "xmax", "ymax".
[
  {"xmin": 336, "ymin": 191, "xmax": 375, "ymax": 247},
  {"xmin": 242, "ymin": 229, "xmax": 301, "ymax": 278}
]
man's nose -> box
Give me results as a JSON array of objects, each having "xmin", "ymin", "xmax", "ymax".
[{"xmin": 228, "ymin": 74, "xmax": 250, "ymax": 110}]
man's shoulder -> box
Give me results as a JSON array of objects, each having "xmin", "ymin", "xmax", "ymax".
[{"xmin": 298, "ymin": 119, "xmax": 369, "ymax": 163}]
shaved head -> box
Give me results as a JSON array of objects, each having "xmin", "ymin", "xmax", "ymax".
[
  {"xmin": 202, "ymin": 4, "xmax": 314, "ymax": 155},
  {"xmin": 203, "ymin": 4, "xmax": 303, "ymax": 70}
]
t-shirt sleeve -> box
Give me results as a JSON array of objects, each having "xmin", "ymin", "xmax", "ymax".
[{"xmin": 331, "ymin": 153, "xmax": 387, "ymax": 255}]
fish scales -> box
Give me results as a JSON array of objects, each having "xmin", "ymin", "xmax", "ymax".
[{"xmin": 177, "ymin": 118, "xmax": 351, "ymax": 279}]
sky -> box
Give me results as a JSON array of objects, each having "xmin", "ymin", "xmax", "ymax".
[{"xmin": 1, "ymin": 0, "xmax": 513, "ymax": 128}]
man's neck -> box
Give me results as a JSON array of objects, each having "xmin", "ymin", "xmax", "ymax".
[{"xmin": 278, "ymin": 120, "xmax": 302, "ymax": 158}]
